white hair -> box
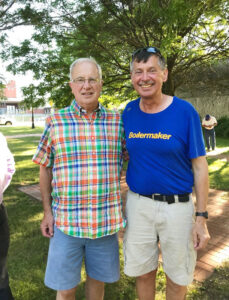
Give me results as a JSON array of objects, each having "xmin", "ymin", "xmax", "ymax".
[{"xmin": 69, "ymin": 57, "xmax": 102, "ymax": 81}]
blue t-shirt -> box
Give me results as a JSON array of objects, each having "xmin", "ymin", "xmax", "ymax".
[{"xmin": 122, "ymin": 96, "xmax": 206, "ymax": 195}]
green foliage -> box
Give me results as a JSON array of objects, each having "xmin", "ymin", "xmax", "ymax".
[
  {"xmin": 0, "ymin": 73, "xmax": 6, "ymax": 100},
  {"xmin": 0, "ymin": 0, "xmax": 47, "ymax": 32},
  {"xmin": 0, "ymin": 82, "xmax": 6, "ymax": 101},
  {"xmin": 99, "ymin": 94, "xmax": 130, "ymax": 111},
  {"xmin": 1, "ymin": 0, "xmax": 229, "ymax": 108},
  {"xmin": 215, "ymin": 116, "xmax": 229, "ymax": 138}
]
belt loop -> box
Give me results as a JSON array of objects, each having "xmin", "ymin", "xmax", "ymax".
[{"xmin": 174, "ymin": 195, "xmax": 179, "ymax": 203}]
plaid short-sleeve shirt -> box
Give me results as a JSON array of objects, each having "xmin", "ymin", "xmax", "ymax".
[{"xmin": 33, "ymin": 100, "xmax": 126, "ymax": 239}]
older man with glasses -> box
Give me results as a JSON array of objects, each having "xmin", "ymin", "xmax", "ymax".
[
  {"xmin": 32, "ymin": 57, "xmax": 126, "ymax": 300},
  {"xmin": 122, "ymin": 47, "xmax": 210, "ymax": 300}
]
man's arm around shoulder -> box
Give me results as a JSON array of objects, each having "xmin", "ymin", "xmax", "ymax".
[
  {"xmin": 40, "ymin": 165, "xmax": 54, "ymax": 238},
  {"xmin": 192, "ymin": 156, "xmax": 210, "ymax": 250}
]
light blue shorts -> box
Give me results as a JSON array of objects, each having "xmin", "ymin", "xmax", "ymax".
[{"xmin": 44, "ymin": 226, "xmax": 120, "ymax": 291}]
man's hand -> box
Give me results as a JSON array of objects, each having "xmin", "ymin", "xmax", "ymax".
[
  {"xmin": 192, "ymin": 218, "xmax": 210, "ymax": 250},
  {"xmin": 40, "ymin": 212, "xmax": 54, "ymax": 238}
]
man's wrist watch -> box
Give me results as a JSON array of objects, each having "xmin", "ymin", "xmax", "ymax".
[{"xmin": 195, "ymin": 211, "xmax": 208, "ymax": 219}]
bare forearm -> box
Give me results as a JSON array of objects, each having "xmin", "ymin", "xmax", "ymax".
[
  {"xmin": 40, "ymin": 165, "xmax": 53, "ymax": 214},
  {"xmin": 39, "ymin": 165, "xmax": 54, "ymax": 237},
  {"xmin": 192, "ymin": 156, "xmax": 210, "ymax": 249},
  {"xmin": 192, "ymin": 157, "xmax": 209, "ymax": 211}
]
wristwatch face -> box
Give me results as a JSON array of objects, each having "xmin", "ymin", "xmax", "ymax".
[{"xmin": 196, "ymin": 211, "xmax": 208, "ymax": 219}]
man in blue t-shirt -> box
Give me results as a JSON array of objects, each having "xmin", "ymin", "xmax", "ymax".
[{"xmin": 122, "ymin": 47, "xmax": 210, "ymax": 300}]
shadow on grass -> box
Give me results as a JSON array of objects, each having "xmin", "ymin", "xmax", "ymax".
[
  {"xmin": 207, "ymin": 157, "xmax": 229, "ymax": 191},
  {"xmin": 187, "ymin": 261, "xmax": 229, "ymax": 300}
]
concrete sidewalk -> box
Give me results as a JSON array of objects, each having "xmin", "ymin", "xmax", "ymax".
[
  {"xmin": 6, "ymin": 134, "xmax": 42, "ymax": 139},
  {"xmin": 18, "ymin": 176, "xmax": 229, "ymax": 282}
]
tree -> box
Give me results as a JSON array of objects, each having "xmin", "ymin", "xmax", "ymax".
[
  {"xmin": 21, "ymin": 84, "xmax": 46, "ymax": 128},
  {"xmin": 0, "ymin": 1, "xmax": 46, "ymax": 33},
  {"xmin": 0, "ymin": 74, "xmax": 7, "ymax": 101},
  {"xmin": 1, "ymin": 0, "xmax": 229, "ymax": 108}
]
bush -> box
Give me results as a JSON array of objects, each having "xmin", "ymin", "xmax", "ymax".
[{"xmin": 215, "ymin": 116, "xmax": 229, "ymax": 138}]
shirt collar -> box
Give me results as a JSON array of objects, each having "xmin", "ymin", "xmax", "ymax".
[{"xmin": 70, "ymin": 99, "xmax": 105, "ymax": 118}]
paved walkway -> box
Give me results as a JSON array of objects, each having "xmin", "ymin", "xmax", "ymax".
[
  {"xmin": 18, "ymin": 176, "xmax": 229, "ymax": 282},
  {"xmin": 6, "ymin": 134, "xmax": 42, "ymax": 139}
]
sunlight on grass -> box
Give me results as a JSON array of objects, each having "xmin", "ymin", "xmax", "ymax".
[
  {"xmin": 208, "ymin": 159, "xmax": 227, "ymax": 172},
  {"xmin": 0, "ymin": 126, "xmax": 44, "ymax": 136},
  {"xmin": 27, "ymin": 212, "xmax": 44, "ymax": 223},
  {"xmin": 17, "ymin": 149, "xmax": 38, "ymax": 156},
  {"xmin": 221, "ymin": 192, "xmax": 229, "ymax": 200},
  {"xmin": 16, "ymin": 160, "xmax": 35, "ymax": 169},
  {"xmin": 207, "ymin": 156, "xmax": 229, "ymax": 190},
  {"xmin": 187, "ymin": 260, "xmax": 229, "ymax": 299},
  {"xmin": 11, "ymin": 231, "xmax": 24, "ymax": 240}
]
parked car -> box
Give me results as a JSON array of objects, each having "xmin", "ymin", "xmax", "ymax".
[{"xmin": 0, "ymin": 115, "xmax": 13, "ymax": 125}]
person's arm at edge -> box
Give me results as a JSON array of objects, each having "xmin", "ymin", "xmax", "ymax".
[
  {"xmin": 213, "ymin": 120, "xmax": 217, "ymax": 127},
  {"xmin": 40, "ymin": 165, "xmax": 54, "ymax": 238},
  {"xmin": 192, "ymin": 156, "xmax": 210, "ymax": 250}
]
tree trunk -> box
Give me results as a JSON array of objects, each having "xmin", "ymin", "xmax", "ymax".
[
  {"xmin": 31, "ymin": 107, "xmax": 35, "ymax": 129},
  {"xmin": 162, "ymin": 71, "xmax": 175, "ymax": 96}
]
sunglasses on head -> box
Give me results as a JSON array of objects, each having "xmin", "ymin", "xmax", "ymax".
[{"xmin": 132, "ymin": 47, "xmax": 162, "ymax": 59}]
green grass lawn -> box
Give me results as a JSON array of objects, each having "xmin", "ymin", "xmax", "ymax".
[
  {"xmin": 187, "ymin": 261, "xmax": 229, "ymax": 300},
  {"xmin": 5, "ymin": 135, "xmax": 137, "ymax": 300},
  {"xmin": 0, "ymin": 125, "xmax": 44, "ymax": 136},
  {"xmin": 207, "ymin": 137, "xmax": 229, "ymax": 191},
  {"xmin": 2, "ymin": 129, "xmax": 229, "ymax": 299}
]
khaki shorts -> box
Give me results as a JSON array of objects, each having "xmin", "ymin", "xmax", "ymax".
[{"xmin": 123, "ymin": 190, "xmax": 197, "ymax": 286}]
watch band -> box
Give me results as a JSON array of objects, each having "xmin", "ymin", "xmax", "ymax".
[{"xmin": 195, "ymin": 211, "xmax": 208, "ymax": 219}]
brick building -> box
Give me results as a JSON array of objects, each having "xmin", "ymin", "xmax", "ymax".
[{"xmin": 0, "ymin": 80, "xmax": 21, "ymax": 114}]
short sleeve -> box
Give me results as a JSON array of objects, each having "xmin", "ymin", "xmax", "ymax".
[
  {"xmin": 32, "ymin": 117, "xmax": 55, "ymax": 167},
  {"xmin": 188, "ymin": 109, "xmax": 206, "ymax": 159}
]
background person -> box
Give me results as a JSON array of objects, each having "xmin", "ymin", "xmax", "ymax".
[
  {"xmin": 122, "ymin": 47, "xmax": 210, "ymax": 300},
  {"xmin": 0, "ymin": 132, "xmax": 15, "ymax": 300},
  {"xmin": 32, "ymin": 57, "xmax": 125, "ymax": 300},
  {"xmin": 202, "ymin": 114, "xmax": 217, "ymax": 151}
]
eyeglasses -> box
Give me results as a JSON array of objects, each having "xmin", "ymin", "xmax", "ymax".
[
  {"xmin": 72, "ymin": 77, "xmax": 100, "ymax": 86},
  {"xmin": 132, "ymin": 47, "xmax": 162, "ymax": 59}
]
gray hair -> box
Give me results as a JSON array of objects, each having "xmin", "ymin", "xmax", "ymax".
[
  {"xmin": 69, "ymin": 57, "xmax": 102, "ymax": 81},
  {"xmin": 130, "ymin": 55, "xmax": 167, "ymax": 72}
]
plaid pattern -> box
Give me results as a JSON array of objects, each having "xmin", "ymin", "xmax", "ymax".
[{"xmin": 33, "ymin": 100, "xmax": 126, "ymax": 239}]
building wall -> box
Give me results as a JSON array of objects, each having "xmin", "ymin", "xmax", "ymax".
[
  {"xmin": 3, "ymin": 80, "xmax": 16, "ymax": 98},
  {"xmin": 175, "ymin": 61, "xmax": 229, "ymax": 119}
]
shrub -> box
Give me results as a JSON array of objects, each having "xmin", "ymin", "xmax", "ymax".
[{"xmin": 215, "ymin": 116, "xmax": 229, "ymax": 138}]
